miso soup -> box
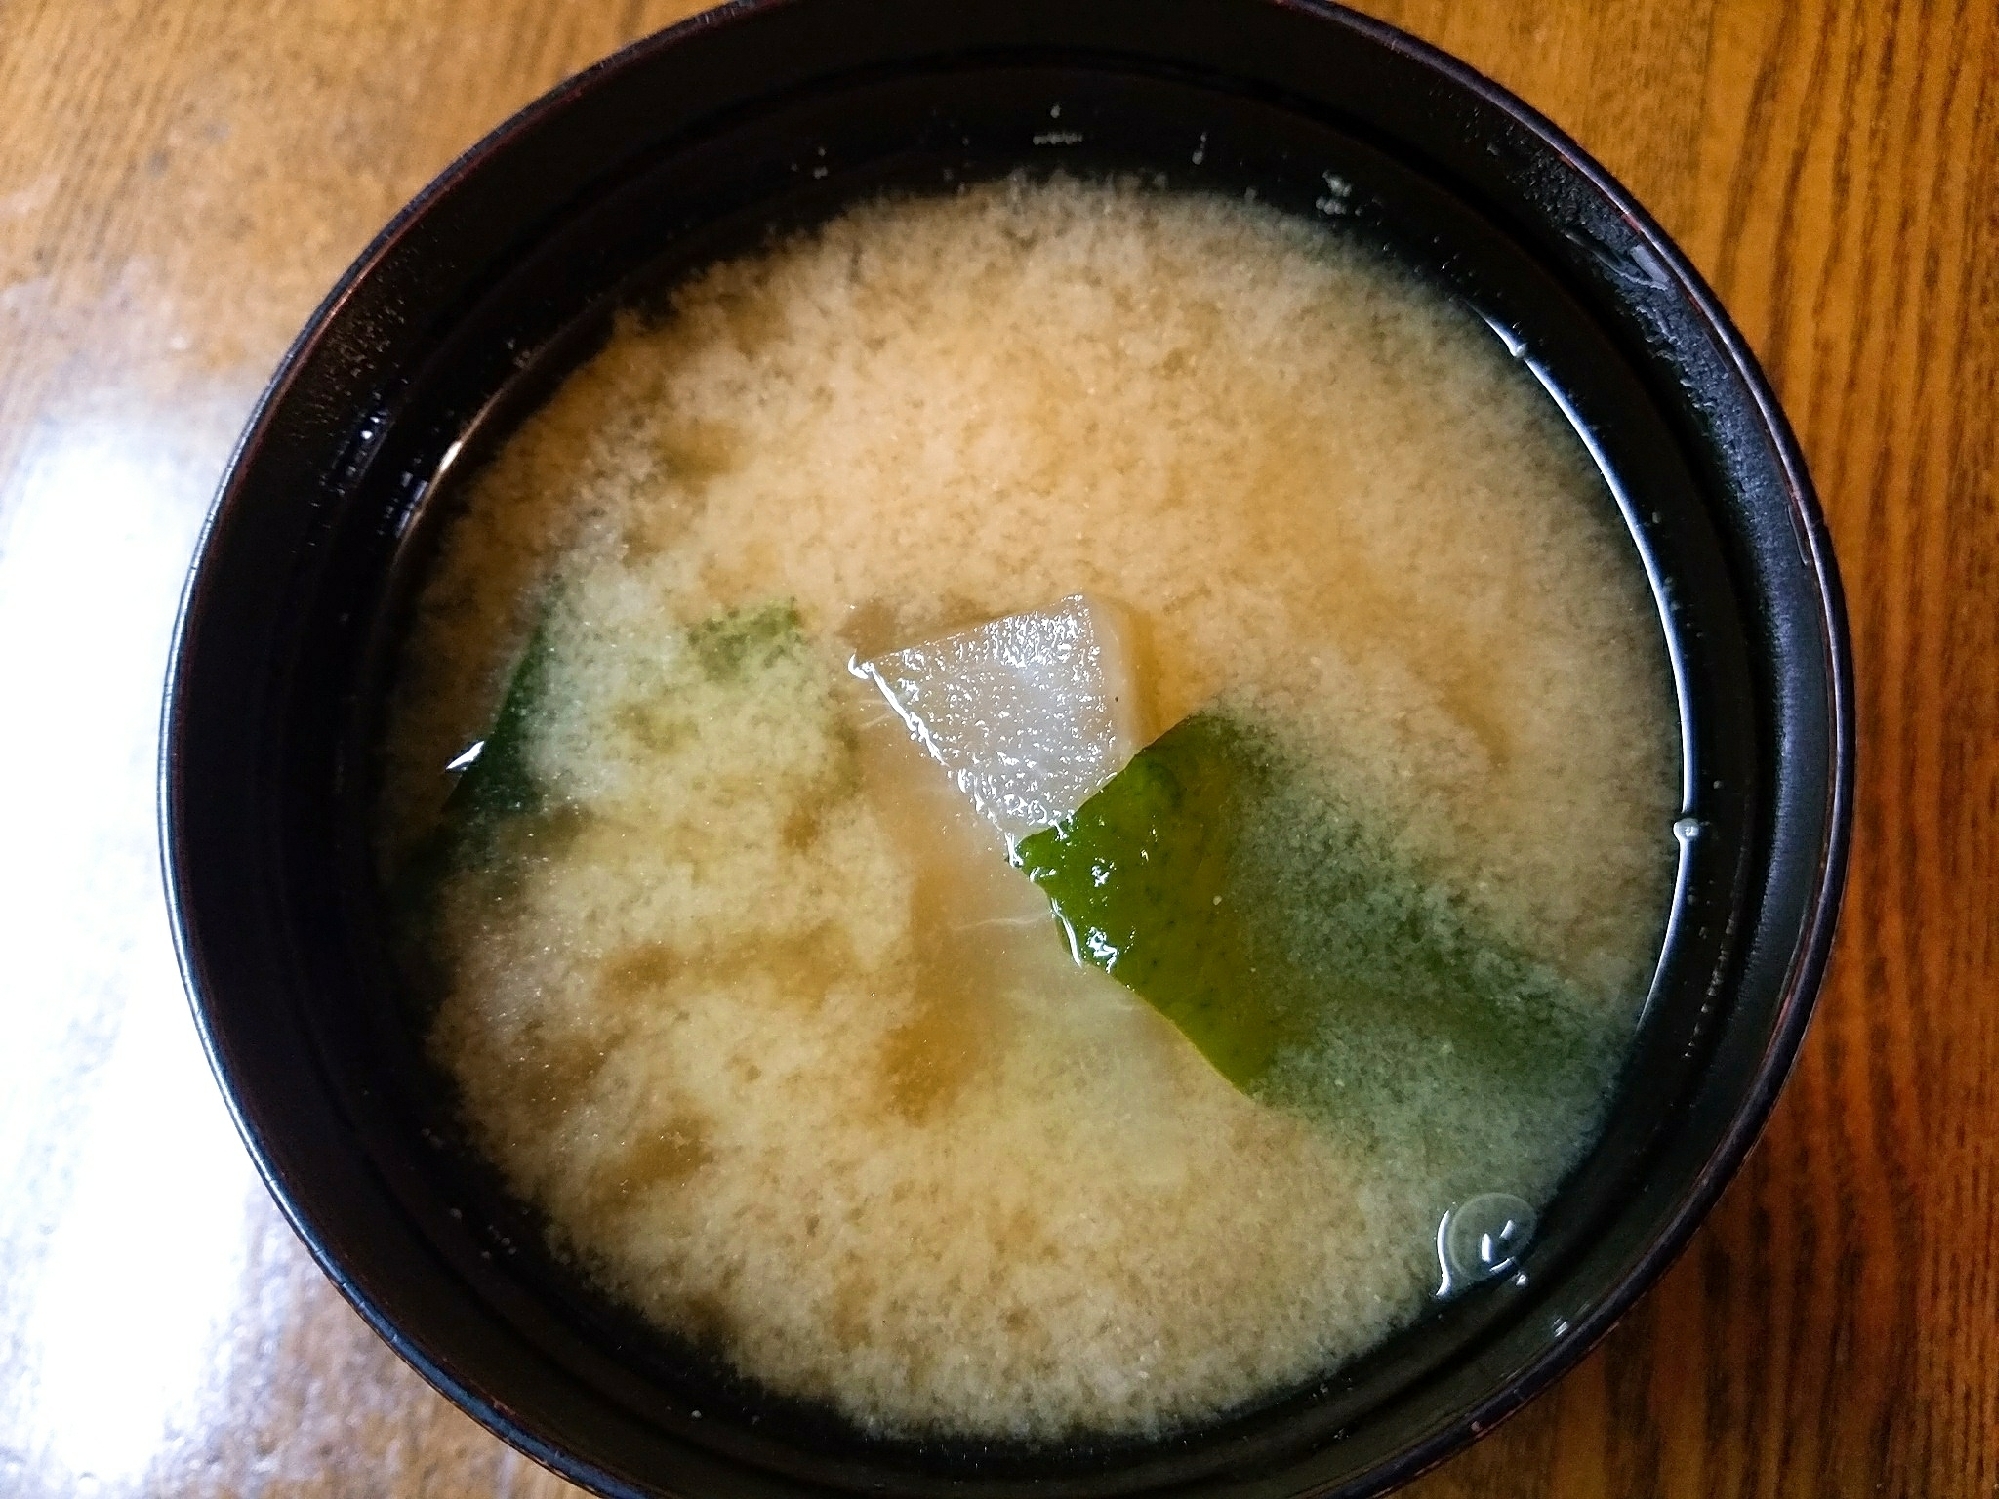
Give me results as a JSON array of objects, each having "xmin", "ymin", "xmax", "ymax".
[{"xmin": 375, "ymin": 177, "xmax": 1680, "ymax": 1441}]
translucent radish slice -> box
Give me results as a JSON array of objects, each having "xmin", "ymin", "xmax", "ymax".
[{"xmin": 855, "ymin": 594, "xmax": 1152, "ymax": 846}]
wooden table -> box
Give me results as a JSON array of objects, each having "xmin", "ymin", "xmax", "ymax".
[{"xmin": 0, "ymin": 2, "xmax": 1990, "ymax": 1494}]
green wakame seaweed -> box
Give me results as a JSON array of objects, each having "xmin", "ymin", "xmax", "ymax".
[
  {"xmin": 391, "ymin": 601, "xmax": 809, "ymax": 1015},
  {"xmin": 1013, "ymin": 713, "xmax": 1603, "ymax": 1118}
]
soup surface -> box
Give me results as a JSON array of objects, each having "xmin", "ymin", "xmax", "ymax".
[{"xmin": 376, "ymin": 177, "xmax": 1680, "ymax": 1441}]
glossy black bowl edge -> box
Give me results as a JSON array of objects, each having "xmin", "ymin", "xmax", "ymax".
[{"xmin": 161, "ymin": 1, "xmax": 1854, "ymax": 1496}]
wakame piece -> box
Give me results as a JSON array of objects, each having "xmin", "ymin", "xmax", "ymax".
[
  {"xmin": 1013, "ymin": 713, "xmax": 1604, "ymax": 1112},
  {"xmin": 418, "ymin": 599, "xmax": 811, "ymax": 891},
  {"xmin": 446, "ymin": 611, "xmax": 555, "ymax": 830}
]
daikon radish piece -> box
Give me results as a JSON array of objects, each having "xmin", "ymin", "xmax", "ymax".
[{"xmin": 855, "ymin": 594, "xmax": 1153, "ymax": 845}]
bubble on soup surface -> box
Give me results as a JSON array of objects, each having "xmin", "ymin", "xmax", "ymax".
[{"xmin": 1436, "ymin": 1192, "xmax": 1536, "ymax": 1294}]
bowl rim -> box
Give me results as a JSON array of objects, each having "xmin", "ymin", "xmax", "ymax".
[{"xmin": 161, "ymin": 0, "xmax": 1854, "ymax": 1493}]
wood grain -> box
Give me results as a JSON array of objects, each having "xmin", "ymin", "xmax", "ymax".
[{"xmin": 0, "ymin": 1, "xmax": 1990, "ymax": 1496}]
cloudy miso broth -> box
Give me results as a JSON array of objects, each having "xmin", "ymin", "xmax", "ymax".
[{"xmin": 375, "ymin": 178, "xmax": 1680, "ymax": 1441}]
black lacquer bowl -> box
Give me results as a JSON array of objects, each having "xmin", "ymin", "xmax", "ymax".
[{"xmin": 161, "ymin": 1, "xmax": 1852, "ymax": 1495}]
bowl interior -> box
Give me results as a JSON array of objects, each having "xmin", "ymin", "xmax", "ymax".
[{"xmin": 165, "ymin": 6, "xmax": 1844, "ymax": 1498}]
